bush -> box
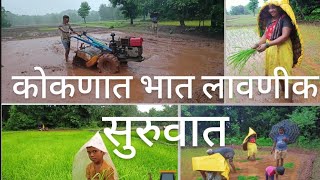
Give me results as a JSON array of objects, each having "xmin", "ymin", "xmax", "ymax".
[{"xmin": 5, "ymin": 106, "xmax": 37, "ymax": 130}]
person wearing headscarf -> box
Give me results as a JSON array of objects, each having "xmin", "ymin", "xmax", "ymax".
[
  {"xmin": 72, "ymin": 132, "xmax": 118, "ymax": 180},
  {"xmin": 252, "ymin": 0, "xmax": 303, "ymax": 102},
  {"xmin": 242, "ymin": 127, "xmax": 258, "ymax": 161}
]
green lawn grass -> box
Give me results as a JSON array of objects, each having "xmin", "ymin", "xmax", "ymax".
[{"xmin": 2, "ymin": 130, "xmax": 178, "ymax": 180}]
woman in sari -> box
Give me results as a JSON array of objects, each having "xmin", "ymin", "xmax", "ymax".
[{"xmin": 252, "ymin": 0, "xmax": 303, "ymax": 102}]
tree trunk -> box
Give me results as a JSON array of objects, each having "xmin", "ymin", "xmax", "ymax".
[
  {"xmin": 211, "ymin": 13, "xmax": 214, "ymax": 28},
  {"xmin": 84, "ymin": 18, "xmax": 86, "ymax": 24},
  {"xmin": 130, "ymin": 18, "xmax": 133, "ymax": 25},
  {"xmin": 179, "ymin": 19, "xmax": 185, "ymax": 27}
]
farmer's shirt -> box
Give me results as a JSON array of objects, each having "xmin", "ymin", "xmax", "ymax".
[
  {"xmin": 265, "ymin": 166, "xmax": 276, "ymax": 176},
  {"xmin": 86, "ymin": 160, "xmax": 115, "ymax": 180},
  {"xmin": 151, "ymin": 16, "xmax": 158, "ymax": 23},
  {"xmin": 59, "ymin": 23, "xmax": 72, "ymax": 41},
  {"xmin": 208, "ymin": 147, "xmax": 235, "ymax": 162},
  {"xmin": 275, "ymin": 134, "xmax": 289, "ymax": 151}
]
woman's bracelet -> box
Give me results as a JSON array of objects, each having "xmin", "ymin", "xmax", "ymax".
[{"xmin": 265, "ymin": 42, "xmax": 270, "ymax": 48}]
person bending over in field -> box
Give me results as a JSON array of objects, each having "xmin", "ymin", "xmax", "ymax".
[
  {"xmin": 207, "ymin": 147, "xmax": 236, "ymax": 172},
  {"xmin": 265, "ymin": 166, "xmax": 285, "ymax": 180}
]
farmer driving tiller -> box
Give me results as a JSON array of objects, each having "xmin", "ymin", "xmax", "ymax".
[{"xmin": 71, "ymin": 31, "xmax": 144, "ymax": 74}]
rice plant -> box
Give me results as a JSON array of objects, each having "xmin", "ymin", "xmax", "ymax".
[{"xmin": 227, "ymin": 48, "xmax": 257, "ymax": 72}]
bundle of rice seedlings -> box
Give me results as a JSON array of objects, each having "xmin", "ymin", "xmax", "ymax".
[
  {"xmin": 91, "ymin": 169, "xmax": 113, "ymax": 180},
  {"xmin": 228, "ymin": 48, "xmax": 257, "ymax": 72}
]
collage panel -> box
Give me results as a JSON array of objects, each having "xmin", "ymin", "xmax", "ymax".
[
  {"xmin": 225, "ymin": 0, "xmax": 320, "ymax": 103},
  {"xmin": 1, "ymin": 0, "xmax": 224, "ymax": 104},
  {"xmin": 1, "ymin": 0, "xmax": 320, "ymax": 180},
  {"xmin": 180, "ymin": 105, "xmax": 320, "ymax": 180},
  {"xmin": 1, "ymin": 105, "xmax": 179, "ymax": 179}
]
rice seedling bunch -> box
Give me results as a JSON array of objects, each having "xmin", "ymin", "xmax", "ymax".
[{"xmin": 228, "ymin": 48, "xmax": 257, "ymax": 72}]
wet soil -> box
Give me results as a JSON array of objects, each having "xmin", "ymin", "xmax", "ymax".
[
  {"xmin": 181, "ymin": 146, "xmax": 317, "ymax": 180},
  {"xmin": 1, "ymin": 28, "xmax": 224, "ymax": 103}
]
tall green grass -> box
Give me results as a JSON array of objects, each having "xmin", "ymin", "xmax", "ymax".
[{"xmin": 2, "ymin": 130, "xmax": 177, "ymax": 180}]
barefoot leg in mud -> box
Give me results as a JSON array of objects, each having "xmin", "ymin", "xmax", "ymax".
[
  {"xmin": 199, "ymin": 171, "xmax": 206, "ymax": 179},
  {"xmin": 65, "ymin": 49, "xmax": 69, "ymax": 62}
]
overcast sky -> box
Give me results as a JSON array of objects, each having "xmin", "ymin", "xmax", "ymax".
[
  {"xmin": 226, "ymin": 0, "xmax": 265, "ymax": 11},
  {"xmin": 2, "ymin": 0, "xmax": 110, "ymax": 15}
]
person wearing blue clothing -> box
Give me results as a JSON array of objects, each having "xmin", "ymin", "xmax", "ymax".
[
  {"xmin": 150, "ymin": 12, "xmax": 159, "ymax": 33},
  {"xmin": 271, "ymin": 126, "xmax": 289, "ymax": 167}
]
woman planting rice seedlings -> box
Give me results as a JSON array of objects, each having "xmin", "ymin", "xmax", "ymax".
[{"xmin": 252, "ymin": 0, "xmax": 303, "ymax": 102}]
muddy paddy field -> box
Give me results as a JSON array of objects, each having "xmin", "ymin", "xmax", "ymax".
[
  {"xmin": 181, "ymin": 146, "xmax": 318, "ymax": 180},
  {"xmin": 1, "ymin": 26, "xmax": 224, "ymax": 103}
]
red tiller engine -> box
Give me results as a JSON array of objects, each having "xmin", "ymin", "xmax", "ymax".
[
  {"xmin": 109, "ymin": 33, "xmax": 144, "ymax": 62},
  {"xmin": 130, "ymin": 37, "xmax": 143, "ymax": 47}
]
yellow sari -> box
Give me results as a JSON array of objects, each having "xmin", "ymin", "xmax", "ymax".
[
  {"xmin": 242, "ymin": 128, "xmax": 258, "ymax": 157},
  {"xmin": 257, "ymin": 0, "xmax": 303, "ymax": 78},
  {"xmin": 265, "ymin": 38, "xmax": 293, "ymax": 77}
]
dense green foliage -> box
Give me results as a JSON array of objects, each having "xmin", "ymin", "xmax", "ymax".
[
  {"xmin": 248, "ymin": 0, "xmax": 259, "ymax": 16},
  {"xmin": 2, "ymin": 105, "xmax": 178, "ymax": 130},
  {"xmin": 108, "ymin": 0, "xmax": 224, "ymax": 29},
  {"xmin": 1, "ymin": 7, "xmax": 11, "ymax": 27},
  {"xmin": 78, "ymin": 1, "xmax": 91, "ymax": 23},
  {"xmin": 182, "ymin": 106, "xmax": 320, "ymax": 147},
  {"xmin": 229, "ymin": 0, "xmax": 320, "ymax": 21},
  {"xmin": 291, "ymin": 0, "xmax": 320, "ymax": 20},
  {"xmin": 98, "ymin": 4, "xmax": 120, "ymax": 20},
  {"xmin": 230, "ymin": 5, "xmax": 250, "ymax": 15}
]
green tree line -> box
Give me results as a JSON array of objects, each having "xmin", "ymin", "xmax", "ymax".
[
  {"xmin": 1, "ymin": 105, "xmax": 178, "ymax": 130},
  {"xmin": 229, "ymin": 0, "xmax": 320, "ymax": 21},
  {"xmin": 1, "ymin": 6, "xmax": 123, "ymax": 27},
  {"xmin": 182, "ymin": 106, "xmax": 320, "ymax": 146},
  {"xmin": 109, "ymin": 0, "xmax": 223, "ymax": 29},
  {"xmin": 2, "ymin": 0, "xmax": 224, "ymax": 31}
]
